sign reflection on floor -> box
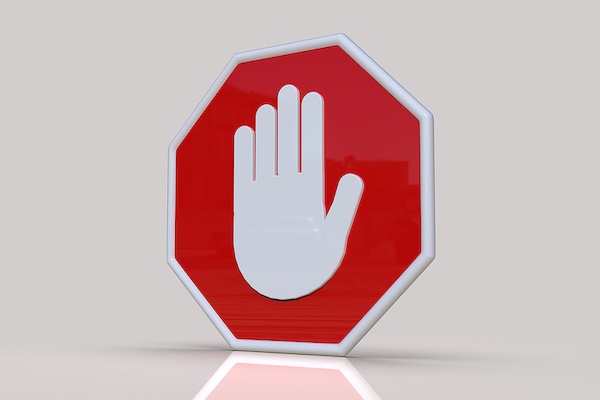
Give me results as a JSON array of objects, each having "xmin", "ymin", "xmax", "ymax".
[{"xmin": 194, "ymin": 352, "xmax": 381, "ymax": 399}]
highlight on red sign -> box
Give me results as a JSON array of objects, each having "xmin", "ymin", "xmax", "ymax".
[{"xmin": 167, "ymin": 33, "xmax": 435, "ymax": 356}]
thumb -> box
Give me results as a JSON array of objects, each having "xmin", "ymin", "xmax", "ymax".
[{"xmin": 325, "ymin": 173, "xmax": 364, "ymax": 242}]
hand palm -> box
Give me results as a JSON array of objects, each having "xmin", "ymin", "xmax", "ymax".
[{"xmin": 234, "ymin": 85, "xmax": 363, "ymax": 300}]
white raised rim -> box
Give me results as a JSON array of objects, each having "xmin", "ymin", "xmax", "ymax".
[{"xmin": 167, "ymin": 33, "xmax": 435, "ymax": 356}]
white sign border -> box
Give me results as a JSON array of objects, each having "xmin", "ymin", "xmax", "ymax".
[{"xmin": 167, "ymin": 33, "xmax": 435, "ymax": 356}]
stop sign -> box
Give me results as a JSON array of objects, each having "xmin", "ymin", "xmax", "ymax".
[{"xmin": 167, "ymin": 34, "xmax": 434, "ymax": 356}]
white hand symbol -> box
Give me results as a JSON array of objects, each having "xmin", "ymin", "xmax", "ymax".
[{"xmin": 234, "ymin": 85, "xmax": 364, "ymax": 300}]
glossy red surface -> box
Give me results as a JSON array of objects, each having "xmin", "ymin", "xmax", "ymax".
[{"xmin": 175, "ymin": 46, "xmax": 421, "ymax": 343}]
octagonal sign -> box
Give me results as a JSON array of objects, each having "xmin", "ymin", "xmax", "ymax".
[{"xmin": 167, "ymin": 34, "xmax": 434, "ymax": 356}]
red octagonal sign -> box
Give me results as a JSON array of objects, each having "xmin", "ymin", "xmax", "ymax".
[{"xmin": 167, "ymin": 34, "xmax": 435, "ymax": 356}]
